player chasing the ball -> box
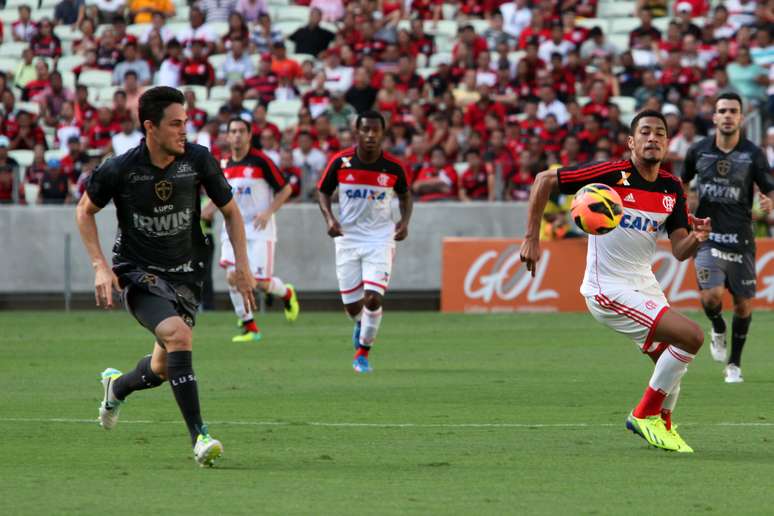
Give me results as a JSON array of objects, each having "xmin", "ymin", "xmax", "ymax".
[{"xmin": 520, "ymin": 110, "xmax": 711, "ymax": 452}]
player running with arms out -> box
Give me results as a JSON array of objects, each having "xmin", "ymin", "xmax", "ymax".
[
  {"xmin": 75, "ymin": 87, "xmax": 256, "ymax": 467},
  {"xmin": 520, "ymin": 110, "xmax": 711, "ymax": 452},
  {"xmin": 682, "ymin": 92, "xmax": 774, "ymax": 383},
  {"xmin": 205, "ymin": 117, "xmax": 299, "ymax": 343},
  {"xmin": 318, "ymin": 110, "xmax": 412, "ymax": 373}
]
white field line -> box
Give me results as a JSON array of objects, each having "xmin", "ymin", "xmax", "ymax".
[{"xmin": 1, "ymin": 417, "xmax": 773, "ymax": 428}]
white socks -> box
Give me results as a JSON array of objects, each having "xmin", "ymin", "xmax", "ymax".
[
  {"xmin": 663, "ymin": 383, "xmax": 680, "ymax": 413},
  {"xmin": 229, "ymin": 286, "xmax": 252, "ymax": 322},
  {"xmin": 649, "ymin": 346, "xmax": 694, "ymax": 394},
  {"xmin": 359, "ymin": 307, "xmax": 383, "ymax": 347},
  {"xmin": 266, "ymin": 277, "xmax": 288, "ymax": 298}
]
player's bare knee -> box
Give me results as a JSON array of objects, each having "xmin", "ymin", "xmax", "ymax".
[
  {"xmin": 682, "ymin": 322, "xmax": 704, "ymax": 353},
  {"xmin": 363, "ymin": 292, "xmax": 383, "ymax": 311},
  {"xmin": 733, "ymin": 300, "xmax": 752, "ymax": 318},
  {"xmin": 344, "ymin": 302, "xmax": 362, "ymax": 318},
  {"xmin": 156, "ymin": 321, "xmax": 192, "ymax": 351}
]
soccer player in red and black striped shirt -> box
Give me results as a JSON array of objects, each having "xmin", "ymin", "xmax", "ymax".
[{"xmin": 520, "ymin": 110, "xmax": 712, "ymax": 453}]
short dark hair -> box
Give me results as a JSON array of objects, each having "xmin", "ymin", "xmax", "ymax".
[
  {"xmin": 227, "ymin": 117, "xmax": 251, "ymax": 132},
  {"xmin": 630, "ymin": 109, "xmax": 668, "ymax": 133},
  {"xmin": 355, "ymin": 110, "xmax": 386, "ymax": 130},
  {"xmin": 715, "ymin": 92, "xmax": 743, "ymax": 111},
  {"xmin": 138, "ymin": 86, "xmax": 185, "ymax": 135}
]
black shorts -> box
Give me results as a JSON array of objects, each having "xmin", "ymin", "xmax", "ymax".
[
  {"xmin": 115, "ymin": 263, "xmax": 200, "ymax": 333},
  {"xmin": 694, "ymin": 244, "xmax": 756, "ymax": 299}
]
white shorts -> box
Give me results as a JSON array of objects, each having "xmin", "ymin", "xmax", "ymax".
[
  {"xmin": 336, "ymin": 244, "xmax": 395, "ymax": 304},
  {"xmin": 585, "ymin": 285, "xmax": 670, "ymax": 354},
  {"xmin": 219, "ymin": 238, "xmax": 275, "ymax": 281}
]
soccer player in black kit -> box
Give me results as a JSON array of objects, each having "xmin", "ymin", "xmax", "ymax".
[
  {"xmin": 75, "ymin": 87, "xmax": 256, "ymax": 466},
  {"xmin": 683, "ymin": 92, "xmax": 774, "ymax": 383}
]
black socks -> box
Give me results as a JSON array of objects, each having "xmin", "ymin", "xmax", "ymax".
[
  {"xmin": 112, "ymin": 355, "xmax": 164, "ymax": 401},
  {"xmin": 729, "ymin": 315, "xmax": 751, "ymax": 367},
  {"xmin": 166, "ymin": 350, "xmax": 204, "ymax": 445},
  {"xmin": 703, "ymin": 303, "xmax": 726, "ymax": 334}
]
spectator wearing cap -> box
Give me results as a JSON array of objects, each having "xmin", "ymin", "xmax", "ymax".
[
  {"xmin": 12, "ymin": 6, "xmax": 37, "ymax": 43},
  {"xmin": 270, "ymin": 41, "xmax": 302, "ymax": 80},
  {"xmin": 345, "ymin": 67, "xmax": 378, "ymax": 114},
  {"xmin": 579, "ymin": 26, "xmax": 617, "ymax": 63},
  {"xmin": 289, "ymin": 7, "xmax": 334, "ymax": 57},
  {"xmin": 184, "ymin": 88, "xmax": 207, "ymax": 132},
  {"xmin": 251, "ymin": 12, "xmax": 283, "ymax": 53},
  {"xmin": 459, "ymin": 149, "xmax": 495, "ymax": 202},
  {"xmin": 413, "ymin": 146, "xmax": 458, "ymax": 202},
  {"xmin": 538, "ymin": 22, "xmax": 575, "ymax": 64},
  {"xmin": 176, "ymin": 6, "xmax": 216, "ymax": 54},
  {"xmin": 111, "ymin": 117, "xmax": 143, "ymax": 155},
  {"xmin": 157, "ymin": 38, "xmax": 183, "ymax": 87},
  {"xmin": 217, "ymin": 38, "xmax": 255, "ymax": 86},
  {"xmin": 54, "ymin": 0, "xmax": 86, "ymax": 27},
  {"xmin": 674, "ymin": 2, "xmax": 702, "ymax": 40},
  {"xmin": 30, "ymin": 19, "xmax": 62, "ymax": 58},
  {"xmin": 112, "ymin": 41, "xmax": 152, "ymax": 85},
  {"xmin": 129, "ymin": 0, "xmax": 174, "ymax": 25},
  {"xmin": 292, "ymin": 130, "xmax": 327, "ymax": 199},
  {"xmin": 180, "ymin": 40, "xmax": 215, "ymax": 88},
  {"xmin": 38, "ymin": 159, "xmax": 71, "ymax": 205},
  {"xmin": 727, "ymin": 47, "xmax": 768, "ymax": 106},
  {"xmin": 61, "ymin": 135, "xmax": 89, "ymax": 181},
  {"xmin": 244, "ymin": 53, "xmax": 278, "ymax": 105},
  {"xmin": 0, "ymin": 135, "xmax": 22, "ymax": 204}
]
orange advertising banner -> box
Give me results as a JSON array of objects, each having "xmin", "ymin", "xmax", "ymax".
[{"xmin": 441, "ymin": 238, "xmax": 774, "ymax": 313}]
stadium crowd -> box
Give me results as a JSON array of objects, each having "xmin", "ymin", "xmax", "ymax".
[{"xmin": 0, "ymin": 0, "xmax": 773, "ymax": 218}]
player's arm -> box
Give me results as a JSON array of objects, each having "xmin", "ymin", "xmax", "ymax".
[
  {"xmin": 317, "ymin": 155, "xmax": 343, "ymax": 237},
  {"xmin": 667, "ymin": 182, "xmax": 710, "ymax": 260},
  {"xmin": 394, "ymin": 161, "xmax": 413, "ymax": 241},
  {"xmin": 75, "ymin": 192, "xmax": 120, "ymax": 308},
  {"xmin": 752, "ymin": 148, "xmax": 774, "ymax": 213},
  {"xmin": 254, "ymin": 159, "xmax": 293, "ymax": 230},
  {"xmin": 519, "ymin": 169, "xmax": 559, "ymax": 276}
]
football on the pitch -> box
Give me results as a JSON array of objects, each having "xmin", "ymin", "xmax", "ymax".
[{"xmin": 570, "ymin": 183, "xmax": 624, "ymax": 235}]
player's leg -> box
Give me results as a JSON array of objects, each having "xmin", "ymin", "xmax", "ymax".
[
  {"xmin": 352, "ymin": 246, "xmax": 393, "ymax": 373},
  {"xmin": 255, "ymin": 240, "xmax": 299, "ymax": 322},
  {"xmin": 725, "ymin": 252, "xmax": 756, "ymax": 382},
  {"xmin": 228, "ymin": 268, "xmax": 261, "ymax": 342},
  {"xmin": 336, "ymin": 245, "xmax": 366, "ymax": 351},
  {"xmin": 695, "ymin": 246, "xmax": 729, "ymax": 362}
]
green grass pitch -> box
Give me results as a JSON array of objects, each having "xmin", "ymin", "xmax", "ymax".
[{"xmin": 3, "ymin": 310, "xmax": 774, "ymax": 515}]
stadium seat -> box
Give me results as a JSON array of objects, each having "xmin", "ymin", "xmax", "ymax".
[
  {"xmin": 209, "ymin": 21, "xmax": 228, "ymax": 39},
  {"xmin": 40, "ymin": 0, "xmax": 60, "ymax": 7},
  {"xmin": 243, "ymin": 98, "xmax": 258, "ymax": 112},
  {"xmin": 273, "ymin": 20, "xmax": 305, "ymax": 37},
  {"xmin": 597, "ymin": 2, "xmax": 636, "ymax": 18},
  {"xmin": 608, "ymin": 33, "xmax": 629, "ymax": 52},
  {"xmin": 24, "ymin": 182, "xmax": 39, "ymax": 204},
  {"xmin": 198, "ymin": 99, "xmax": 223, "ymax": 118},
  {"xmin": 126, "ymin": 24, "xmax": 147, "ymax": 39},
  {"xmin": 54, "ymin": 24, "xmax": 81, "ymax": 42},
  {"xmin": 209, "ymin": 84, "xmax": 230, "ymax": 102},
  {"xmin": 267, "ymin": 98, "xmax": 302, "ymax": 117},
  {"xmin": 96, "ymin": 85, "xmax": 119, "ymax": 102},
  {"xmin": 57, "ymin": 55, "xmax": 85, "ymax": 73},
  {"xmin": 273, "ymin": 5, "xmax": 309, "ymax": 23},
  {"xmin": 173, "ymin": 4, "xmax": 190, "ymax": 22},
  {"xmin": 416, "ymin": 67, "xmax": 435, "ymax": 79},
  {"xmin": 77, "ymin": 70, "xmax": 112, "ymax": 89},
  {"xmin": 468, "ymin": 19, "xmax": 489, "ymax": 35},
  {"xmin": 0, "ymin": 41, "xmax": 28, "ymax": 58},
  {"xmin": 4, "ymin": 0, "xmax": 30, "ymax": 8},
  {"xmin": 434, "ymin": 35, "xmax": 454, "ymax": 54},
  {"xmin": 9, "ymin": 149, "xmax": 34, "ymax": 168},
  {"xmin": 266, "ymin": 114, "xmax": 291, "ymax": 131},
  {"xmin": 423, "ymin": 20, "xmax": 458, "ymax": 38},
  {"xmin": 609, "ymin": 18, "xmax": 640, "ymax": 35},
  {"xmin": 180, "ymin": 84, "xmax": 209, "ymax": 102},
  {"xmin": 453, "ymin": 162, "xmax": 467, "ymax": 175},
  {"xmin": 652, "ymin": 17, "xmax": 669, "ymax": 32},
  {"xmin": 575, "ymin": 18, "xmax": 609, "ymax": 33},
  {"xmin": 611, "ymin": 96, "xmax": 636, "ymax": 113},
  {"xmin": 441, "ymin": 3, "xmax": 457, "ymax": 19},
  {"xmin": 429, "ymin": 52, "xmax": 453, "ymax": 68},
  {"xmin": 31, "ymin": 8, "xmax": 55, "ymax": 21},
  {"xmin": 0, "ymin": 10, "xmax": 18, "ymax": 25},
  {"xmin": 0, "ymin": 57, "xmax": 17, "ymax": 75},
  {"xmin": 16, "ymin": 101, "xmax": 39, "ymax": 115},
  {"xmin": 208, "ymin": 53, "xmax": 227, "ymax": 71}
]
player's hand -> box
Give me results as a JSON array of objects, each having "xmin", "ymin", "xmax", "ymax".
[
  {"xmin": 519, "ymin": 237, "xmax": 541, "ymax": 277},
  {"xmin": 234, "ymin": 266, "xmax": 257, "ymax": 312},
  {"xmin": 253, "ymin": 211, "xmax": 272, "ymax": 230},
  {"xmin": 394, "ymin": 220, "xmax": 409, "ymax": 241},
  {"xmin": 94, "ymin": 263, "xmax": 120, "ymax": 309},
  {"xmin": 689, "ymin": 215, "xmax": 711, "ymax": 242},
  {"xmin": 327, "ymin": 219, "xmax": 343, "ymax": 238},
  {"xmin": 759, "ymin": 192, "xmax": 773, "ymax": 213}
]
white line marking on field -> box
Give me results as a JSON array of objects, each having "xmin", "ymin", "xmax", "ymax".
[{"xmin": 2, "ymin": 417, "xmax": 774, "ymax": 428}]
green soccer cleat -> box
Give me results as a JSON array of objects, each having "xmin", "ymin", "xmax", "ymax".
[
  {"xmin": 193, "ymin": 426, "xmax": 223, "ymax": 467},
  {"xmin": 284, "ymin": 284, "xmax": 300, "ymax": 322},
  {"xmin": 98, "ymin": 368, "xmax": 124, "ymax": 430},
  {"xmin": 625, "ymin": 412, "xmax": 680, "ymax": 451},
  {"xmin": 668, "ymin": 425, "xmax": 694, "ymax": 453},
  {"xmin": 232, "ymin": 331, "xmax": 262, "ymax": 343}
]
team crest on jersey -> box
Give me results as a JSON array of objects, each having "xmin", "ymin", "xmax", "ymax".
[
  {"xmin": 662, "ymin": 195, "xmax": 675, "ymax": 213},
  {"xmin": 697, "ymin": 268, "xmax": 711, "ymax": 283},
  {"xmin": 617, "ymin": 171, "xmax": 631, "ymax": 186},
  {"xmin": 717, "ymin": 159, "xmax": 730, "ymax": 177},
  {"xmin": 154, "ymin": 180, "xmax": 173, "ymax": 201},
  {"xmin": 140, "ymin": 273, "xmax": 158, "ymax": 286},
  {"xmin": 645, "ymin": 300, "xmax": 657, "ymax": 310},
  {"xmin": 341, "ymin": 156, "xmax": 352, "ymax": 168},
  {"xmin": 377, "ymin": 173, "xmax": 390, "ymax": 186}
]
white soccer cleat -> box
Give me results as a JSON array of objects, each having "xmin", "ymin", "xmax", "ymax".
[
  {"xmin": 98, "ymin": 368, "xmax": 124, "ymax": 430},
  {"xmin": 193, "ymin": 429, "xmax": 223, "ymax": 467},
  {"xmin": 709, "ymin": 331, "xmax": 727, "ymax": 363},
  {"xmin": 724, "ymin": 364, "xmax": 744, "ymax": 384}
]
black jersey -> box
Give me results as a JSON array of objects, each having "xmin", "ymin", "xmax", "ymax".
[
  {"xmin": 86, "ymin": 140, "xmax": 233, "ymax": 282},
  {"xmin": 683, "ymin": 137, "xmax": 774, "ymax": 251}
]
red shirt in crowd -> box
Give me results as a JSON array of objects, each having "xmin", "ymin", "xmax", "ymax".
[
  {"xmin": 415, "ymin": 165, "xmax": 458, "ymax": 202},
  {"xmin": 187, "ymin": 107, "xmax": 208, "ymax": 131},
  {"xmin": 87, "ymin": 121, "xmax": 120, "ymax": 150},
  {"xmin": 460, "ymin": 164, "xmax": 493, "ymax": 200},
  {"xmin": 180, "ymin": 58, "xmax": 215, "ymax": 87}
]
